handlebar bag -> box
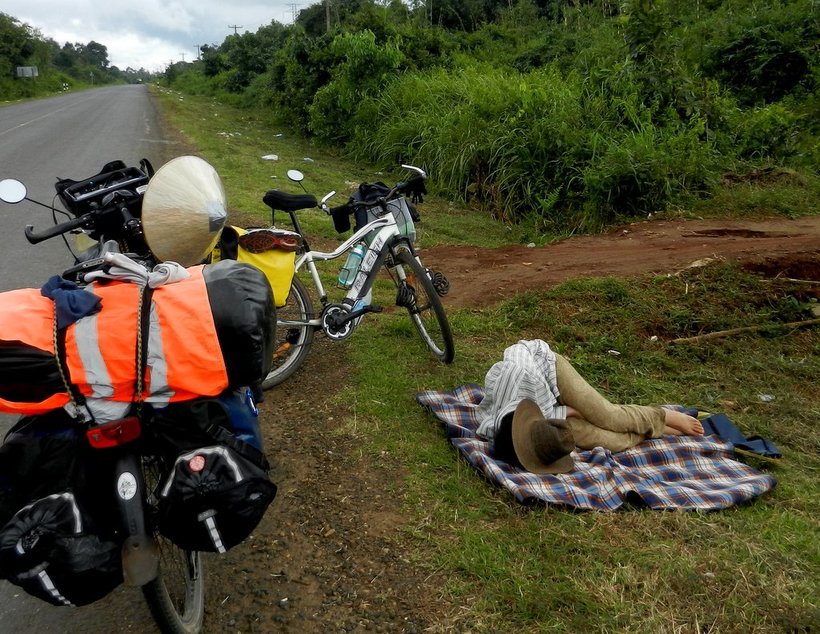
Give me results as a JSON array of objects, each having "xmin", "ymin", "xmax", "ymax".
[
  {"xmin": 349, "ymin": 183, "xmax": 420, "ymax": 243},
  {"xmin": 55, "ymin": 161, "xmax": 149, "ymax": 217}
]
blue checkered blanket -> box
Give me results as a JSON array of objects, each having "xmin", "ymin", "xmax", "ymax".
[{"xmin": 416, "ymin": 384, "xmax": 777, "ymax": 511}]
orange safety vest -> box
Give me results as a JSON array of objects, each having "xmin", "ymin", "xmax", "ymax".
[{"xmin": 0, "ymin": 265, "xmax": 228, "ymax": 415}]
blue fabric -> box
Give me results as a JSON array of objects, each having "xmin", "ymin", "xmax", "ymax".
[
  {"xmin": 701, "ymin": 413, "xmax": 781, "ymax": 459},
  {"xmin": 40, "ymin": 276, "xmax": 102, "ymax": 329},
  {"xmin": 416, "ymin": 384, "xmax": 777, "ymax": 512}
]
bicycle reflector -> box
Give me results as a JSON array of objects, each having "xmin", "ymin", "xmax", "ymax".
[{"xmin": 86, "ymin": 417, "xmax": 142, "ymax": 448}]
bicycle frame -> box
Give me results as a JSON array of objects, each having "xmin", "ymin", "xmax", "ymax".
[{"xmin": 291, "ymin": 210, "xmax": 408, "ymax": 326}]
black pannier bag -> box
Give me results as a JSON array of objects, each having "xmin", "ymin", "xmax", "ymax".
[
  {"xmin": 147, "ymin": 398, "xmax": 276, "ymax": 554},
  {"xmin": 203, "ymin": 260, "xmax": 275, "ymax": 389},
  {"xmin": 156, "ymin": 444, "xmax": 276, "ymax": 553},
  {"xmin": 0, "ymin": 492, "xmax": 122, "ymax": 607},
  {"xmin": 0, "ymin": 411, "xmax": 122, "ymax": 606}
]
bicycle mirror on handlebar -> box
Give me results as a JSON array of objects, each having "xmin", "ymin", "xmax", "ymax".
[{"xmin": 0, "ymin": 179, "xmax": 27, "ymax": 204}]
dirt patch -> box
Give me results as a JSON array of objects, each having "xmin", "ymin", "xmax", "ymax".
[
  {"xmin": 201, "ymin": 344, "xmax": 453, "ymax": 634},
  {"xmin": 420, "ymin": 216, "xmax": 820, "ymax": 309}
]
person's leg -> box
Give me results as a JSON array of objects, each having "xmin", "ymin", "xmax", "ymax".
[
  {"xmin": 554, "ymin": 354, "xmax": 666, "ymax": 438},
  {"xmin": 567, "ymin": 416, "xmax": 646, "ymax": 452}
]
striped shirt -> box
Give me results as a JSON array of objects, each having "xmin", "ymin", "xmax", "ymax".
[{"xmin": 475, "ymin": 339, "xmax": 567, "ymax": 439}]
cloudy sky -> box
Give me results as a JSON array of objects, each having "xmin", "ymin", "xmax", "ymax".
[{"xmin": 4, "ymin": 0, "xmax": 301, "ymax": 72}]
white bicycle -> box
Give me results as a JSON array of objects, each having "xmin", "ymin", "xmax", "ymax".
[{"xmin": 238, "ymin": 165, "xmax": 454, "ymax": 388}]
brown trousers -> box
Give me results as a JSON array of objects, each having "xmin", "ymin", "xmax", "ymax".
[{"xmin": 554, "ymin": 354, "xmax": 666, "ymax": 452}]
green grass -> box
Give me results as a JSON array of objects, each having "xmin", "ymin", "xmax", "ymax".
[
  {"xmin": 154, "ymin": 88, "xmax": 820, "ymax": 633},
  {"xmin": 153, "ymin": 86, "xmax": 525, "ymax": 248}
]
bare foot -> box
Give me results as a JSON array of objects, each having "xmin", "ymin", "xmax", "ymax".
[
  {"xmin": 664, "ymin": 409, "xmax": 704, "ymax": 436},
  {"xmin": 664, "ymin": 425, "xmax": 684, "ymax": 436}
]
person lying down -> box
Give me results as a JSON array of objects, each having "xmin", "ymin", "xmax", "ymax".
[{"xmin": 476, "ymin": 339, "xmax": 704, "ymax": 474}]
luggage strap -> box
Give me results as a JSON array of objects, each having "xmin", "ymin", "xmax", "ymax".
[{"xmin": 53, "ymin": 307, "xmax": 92, "ymax": 424}]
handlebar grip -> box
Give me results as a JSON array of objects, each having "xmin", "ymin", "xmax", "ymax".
[
  {"xmin": 24, "ymin": 214, "xmax": 90, "ymax": 244},
  {"xmin": 404, "ymin": 175, "xmax": 427, "ymax": 190},
  {"xmin": 327, "ymin": 203, "xmax": 351, "ymax": 217}
]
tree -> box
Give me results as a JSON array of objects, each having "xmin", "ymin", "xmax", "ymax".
[
  {"xmin": 82, "ymin": 40, "xmax": 110, "ymax": 69},
  {"xmin": 0, "ymin": 13, "xmax": 36, "ymax": 70}
]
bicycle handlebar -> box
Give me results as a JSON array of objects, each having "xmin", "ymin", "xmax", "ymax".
[{"xmin": 24, "ymin": 212, "xmax": 93, "ymax": 244}]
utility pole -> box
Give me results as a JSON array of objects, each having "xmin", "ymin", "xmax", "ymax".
[
  {"xmin": 193, "ymin": 45, "xmax": 200, "ymax": 61},
  {"xmin": 180, "ymin": 52, "xmax": 186, "ymax": 63},
  {"xmin": 325, "ymin": 0, "xmax": 331, "ymax": 32},
  {"xmin": 228, "ymin": 24, "xmax": 243, "ymax": 35}
]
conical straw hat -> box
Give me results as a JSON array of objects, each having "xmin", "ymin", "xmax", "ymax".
[{"xmin": 141, "ymin": 156, "xmax": 227, "ymax": 265}]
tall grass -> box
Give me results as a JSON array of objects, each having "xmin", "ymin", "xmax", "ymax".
[{"xmin": 352, "ymin": 62, "xmax": 724, "ymax": 233}]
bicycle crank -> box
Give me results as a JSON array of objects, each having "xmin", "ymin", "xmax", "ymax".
[{"xmin": 321, "ymin": 303, "xmax": 381, "ymax": 340}]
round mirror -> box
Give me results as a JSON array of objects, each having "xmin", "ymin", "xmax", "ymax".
[
  {"xmin": 141, "ymin": 156, "xmax": 228, "ymax": 266},
  {"xmin": 286, "ymin": 169, "xmax": 304, "ymax": 183},
  {"xmin": 0, "ymin": 179, "xmax": 27, "ymax": 204}
]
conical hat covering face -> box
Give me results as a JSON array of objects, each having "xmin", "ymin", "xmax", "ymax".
[{"xmin": 141, "ymin": 156, "xmax": 227, "ymax": 265}]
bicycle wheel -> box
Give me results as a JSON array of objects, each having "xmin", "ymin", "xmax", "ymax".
[
  {"xmin": 262, "ymin": 275, "xmax": 314, "ymax": 389},
  {"xmin": 141, "ymin": 456, "xmax": 205, "ymax": 634},
  {"xmin": 393, "ymin": 250, "xmax": 455, "ymax": 363}
]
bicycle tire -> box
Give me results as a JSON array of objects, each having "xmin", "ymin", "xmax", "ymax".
[
  {"xmin": 393, "ymin": 250, "xmax": 455, "ymax": 363},
  {"xmin": 262, "ymin": 275, "xmax": 314, "ymax": 389},
  {"xmin": 141, "ymin": 456, "xmax": 205, "ymax": 634}
]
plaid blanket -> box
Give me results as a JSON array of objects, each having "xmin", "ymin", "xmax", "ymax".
[{"xmin": 416, "ymin": 384, "xmax": 777, "ymax": 511}]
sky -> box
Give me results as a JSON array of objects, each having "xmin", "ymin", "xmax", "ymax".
[{"xmin": 4, "ymin": 0, "xmax": 301, "ymax": 72}]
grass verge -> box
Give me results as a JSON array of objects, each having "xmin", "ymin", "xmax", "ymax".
[{"xmin": 153, "ymin": 87, "xmax": 819, "ymax": 634}]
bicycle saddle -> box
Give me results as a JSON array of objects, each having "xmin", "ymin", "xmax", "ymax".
[{"xmin": 262, "ymin": 190, "xmax": 317, "ymax": 212}]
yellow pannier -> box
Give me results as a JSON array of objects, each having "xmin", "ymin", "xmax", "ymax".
[{"xmin": 211, "ymin": 226, "xmax": 301, "ymax": 308}]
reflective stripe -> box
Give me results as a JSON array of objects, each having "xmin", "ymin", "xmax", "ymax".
[
  {"xmin": 38, "ymin": 570, "xmax": 73, "ymax": 606},
  {"xmin": 73, "ymin": 312, "xmax": 112, "ymax": 398},
  {"xmin": 203, "ymin": 515, "xmax": 226, "ymax": 553},
  {"xmin": 145, "ymin": 299, "xmax": 173, "ymax": 406}
]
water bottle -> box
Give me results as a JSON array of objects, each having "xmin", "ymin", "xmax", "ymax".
[
  {"xmin": 218, "ymin": 388, "xmax": 263, "ymax": 450},
  {"xmin": 337, "ymin": 242, "xmax": 366, "ymax": 289}
]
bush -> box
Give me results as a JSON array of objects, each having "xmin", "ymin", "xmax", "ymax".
[
  {"xmin": 307, "ymin": 31, "xmax": 404, "ymax": 143},
  {"xmin": 725, "ymin": 101, "xmax": 805, "ymax": 162},
  {"xmin": 354, "ymin": 60, "xmax": 722, "ymax": 230}
]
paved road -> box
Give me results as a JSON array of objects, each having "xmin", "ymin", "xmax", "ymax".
[{"xmin": 0, "ymin": 85, "xmax": 180, "ymax": 633}]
